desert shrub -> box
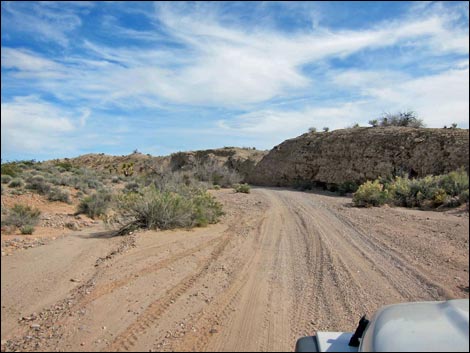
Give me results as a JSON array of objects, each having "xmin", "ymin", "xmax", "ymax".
[
  {"xmin": 20, "ymin": 225, "xmax": 35, "ymax": 235},
  {"xmin": 76, "ymin": 190, "xmax": 112, "ymax": 219},
  {"xmin": 111, "ymin": 176, "xmax": 120, "ymax": 183},
  {"xmin": 26, "ymin": 175, "xmax": 51, "ymax": 194},
  {"xmin": 369, "ymin": 111, "xmax": 424, "ymax": 128},
  {"xmin": 111, "ymin": 185, "xmax": 223, "ymax": 232},
  {"xmin": 192, "ymin": 189, "xmax": 224, "ymax": 226},
  {"xmin": 73, "ymin": 180, "xmax": 90, "ymax": 194},
  {"xmin": 125, "ymin": 181, "xmax": 140, "ymax": 193},
  {"xmin": 47, "ymin": 187, "xmax": 71, "ymax": 203},
  {"xmin": 1, "ymin": 175, "xmax": 12, "ymax": 184},
  {"xmin": 3, "ymin": 204, "xmax": 41, "ymax": 228},
  {"xmin": 356, "ymin": 169, "xmax": 469, "ymax": 209},
  {"xmin": 8, "ymin": 178, "xmax": 24, "ymax": 188},
  {"xmin": 212, "ymin": 185, "xmax": 221, "ymax": 190},
  {"xmin": 234, "ymin": 183, "xmax": 251, "ymax": 194},
  {"xmin": 55, "ymin": 161, "xmax": 74, "ymax": 171},
  {"xmin": 1, "ymin": 163, "xmax": 21, "ymax": 177},
  {"xmin": 85, "ymin": 178, "xmax": 102, "ymax": 190},
  {"xmin": 353, "ymin": 180, "xmax": 389, "ymax": 207},
  {"xmin": 438, "ymin": 167, "xmax": 468, "ymax": 196},
  {"xmin": 48, "ymin": 176, "xmax": 61, "ymax": 185},
  {"xmin": 459, "ymin": 189, "xmax": 469, "ymax": 204},
  {"xmin": 194, "ymin": 159, "xmax": 242, "ymax": 187}
]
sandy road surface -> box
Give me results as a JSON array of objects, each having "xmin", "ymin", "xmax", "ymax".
[{"xmin": 1, "ymin": 188, "xmax": 468, "ymax": 352}]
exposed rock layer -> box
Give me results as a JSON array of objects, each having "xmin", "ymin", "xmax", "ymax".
[{"xmin": 248, "ymin": 127, "xmax": 469, "ymax": 186}]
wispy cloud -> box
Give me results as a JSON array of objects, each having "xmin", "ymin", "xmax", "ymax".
[
  {"xmin": 1, "ymin": 1, "xmax": 88, "ymax": 47},
  {"xmin": 1, "ymin": 1, "xmax": 468, "ymax": 160}
]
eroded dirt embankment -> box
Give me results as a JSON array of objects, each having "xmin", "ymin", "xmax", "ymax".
[{"xmin": 1, "ymin": 188, "xmax": 468, "ymax": 352}]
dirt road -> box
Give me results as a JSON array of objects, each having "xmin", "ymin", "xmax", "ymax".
[{"xmin": 1, "ymin": 188, "xmax": 468, "ymax": 352}]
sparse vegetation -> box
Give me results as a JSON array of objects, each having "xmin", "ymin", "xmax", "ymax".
[
  {"xmin": 1, "ymin": 162, "xmax": 21, "ymax": 177},
  {"xmin": 323, "ymin": 127, "xmax": 330, "ymax": 132},
  {"xmin": 3, "ymin": 204, "xmax": 41, "ymax": 229},
  {"xmin": 110, "ymin": 184, "xmax": 223, "ymax": 233},
  {"xmin": 26, "ymin": 175, "xmax": 51, "ymax": 194},
  {"xmin": 2, "ymin": 175, "xmax": 12, "ymax": 184},
  {"xmin": 369, "ymin": 111, "xmax": 425, "ymax": 128},
  {"xmin": 194, "ymin": 159, "xmax": 242, "ymax": 187},
  {"xmin": 308, "ymin": 127, "xmax": 317, "ymax": 133},
  {"xmin": 77, "ymin": 190, "xmax": 112, "ymax": 219},
  {"xmin": 8, "ymin": 178, "xmax": 24, "ymax": 188},
  {"xmin": 47, "ymin": 187, "xmax": 71, "ymax": 203},
  {"xmin": 54, "ymin": 161, "xmax": 74, "ymax": 171},
  {"xmin": 234, "ymin": 183, "xmax": 251, "ymax": 193},
  {"xmin": 20, "ymin": 225, "xmax": 35, "ymax": 235}
]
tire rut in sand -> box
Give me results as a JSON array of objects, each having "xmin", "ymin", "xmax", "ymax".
[{"xmin": 107, "ymin": 234, "xmax": 231, "ymax": 351}]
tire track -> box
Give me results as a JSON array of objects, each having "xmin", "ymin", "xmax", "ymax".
[
  {"xmin": 80, "ymin": 236, "xmax": 221, "ymax": 307},
  {"xmin": 107, "ymin": 233, "xmax": 232, "ymax": 351}
]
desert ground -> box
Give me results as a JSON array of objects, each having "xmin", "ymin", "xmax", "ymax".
[{"xmin": 1, "ymin": 187, "xmax": 468, "ymax": 352}]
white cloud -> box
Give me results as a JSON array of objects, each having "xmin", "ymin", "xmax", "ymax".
[
  {"xmin": 216, "ymin": 66, "xmax": 469, "ymax": 149},
  {"xmin": 333, "ymin": 66, "xmax": 469, "ymax": 127},
  {"xmin": 1, "ymin": 47, "xmax": 63, "ymax": 72},
  {"xmin": 1, "ymin": 96, "xmax": 82, "ymax": 155}
]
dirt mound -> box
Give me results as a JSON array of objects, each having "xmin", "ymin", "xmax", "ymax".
[{"xmin": 248, "ymin": 127, "xmax": 469, "ymax": 187}]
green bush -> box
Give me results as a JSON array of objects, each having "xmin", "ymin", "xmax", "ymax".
[
  {"xmin": 353, "ymin": 180, "xmax": 389, "ymax": 207},
  {"xmin": 354, "ymin": 169, "xmax": 469, "ymax": 209},
  {"xmin": 459, "ymin": 189, "xmax": 469, "ymax": 204},
  {"xmin": 77, "ymin": 190, "xmax": 112, "ymax": 219},
  {"xmin": 1, "ymin": 163, "xmax": 21, "ymax": 177},
  {"xmin": 192, "ymin": 190, "xmax": 224, "ymax": 226},
  {"xmin": 112, "ymin": 185, "xmax": 223, "ymax": 232},
  {"xmin": 47, "ymin": 187, "xmax": 71, "ymax": 203},
  {"xmin": 54, "ymin": 161, "xmax": 74, "ymax": 171},
  {"xmin": 1, "ymin": 175, "xmax": 12, "ymax": 184},
  {"xmin": 438, "ymin": 167, "xmax": 468, "ymax": 196},
  {"xmin": 234, "ymin": 183, "xmax": 251, "ymax": 193},
  {"xmin": 20, "ymin": 225, "xmax": 35, "ymax": 235},
  {"xmin": 8, "ymin": 178, "xmax": 24, "ymax": 188},
  {"xmin": 3, "ymin": 204, "xmax": 41, "ymax": 228}
]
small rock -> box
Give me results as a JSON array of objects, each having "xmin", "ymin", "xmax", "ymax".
[
  {"xmin": 80, "ymin": 342, "xmax": 85, "ymax": 346},
  {"xmin": 102, "ymin": 326, "xmax": 106, "ymax": 330},
  {"xmin": 31, "ymin": 324, "xmax": 41, "ymax": 330},
  {"xmin": 70, "ymin": 278, "xmax": 81, "ymax": 282},
  {"xmin": 209, "ymin": 328, "xmax": 218, "ymax": 334}
]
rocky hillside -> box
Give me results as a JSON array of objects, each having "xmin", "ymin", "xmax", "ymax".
[
  {"xmin": 53, "ymin": 147, "xmax": 267, "ymax": 180},
  {"xmin": 248, "ymin": 127, "xmax": 469, "ymax": 187}
]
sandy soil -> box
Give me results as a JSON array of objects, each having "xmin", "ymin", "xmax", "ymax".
[{"xmin": 1, "ymin": 188, "xmax": 468, "ymax": 352}]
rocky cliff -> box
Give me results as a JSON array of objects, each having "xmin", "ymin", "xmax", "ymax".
[{"xmin": 248, "ymin": 127, "xmax": 469, "ymax": 187}]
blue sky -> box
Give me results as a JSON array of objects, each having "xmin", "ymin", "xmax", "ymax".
[{"xmin": 1, "ymin": 1, "xmax": 469, "ymax": 161}]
